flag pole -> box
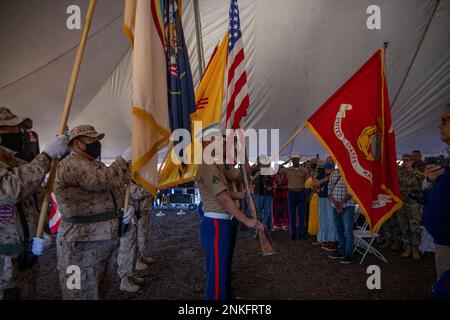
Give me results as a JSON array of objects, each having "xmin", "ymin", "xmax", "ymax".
[
  {"xmin": 36, "ymin": 0, "xmax": 97, "ymax": 238},
  {"xmin": 270, "ymin": 124, "xmax": 305, "ymax": 162},
  {"xmin": 193, "ymin": 0, "xmax": 206, "ymax": 76}
]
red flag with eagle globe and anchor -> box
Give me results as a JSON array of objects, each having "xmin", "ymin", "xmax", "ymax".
[{"xmin": 305, "ymin": 49, "xmax": 403, "ymax": 233}]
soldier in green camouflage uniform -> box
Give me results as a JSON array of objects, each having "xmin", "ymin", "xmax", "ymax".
[
  {"xmin": 396, "ymin": 154, "xmax": 424, "ymax": 259},
  {"xmin": 54, "ymin": 125, "xmax": 130, "ymax": 300},
  {"xmin": 117, "ymin": 181, "xmax": 153, "ymax": 292},
  {"xmin": 0, "ymin": 107, "xmax": 68, "ymax": 299}
]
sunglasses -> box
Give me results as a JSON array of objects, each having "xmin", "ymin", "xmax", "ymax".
[{"xmin": 442, "ymin": 116, "xmax": 450, "ymax": 125}]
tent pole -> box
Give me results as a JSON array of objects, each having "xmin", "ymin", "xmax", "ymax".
[
  {"xmin": 391, "ymin": 0, "xmax": 440, "ymax": 107},
  {"xmin": 36, "ymin": 0, "xmax": 97, "ymax": 237},
  {"xmin": 193, "ymin": 0, "xmax": 206, "ymax": 76},
  {"xmin": 270, "ymin": 124, "xmax": 306, "ymax": 162}
]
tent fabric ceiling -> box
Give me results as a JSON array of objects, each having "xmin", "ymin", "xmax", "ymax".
[{"xmin": 0, "ymin": 0, "xmax": 449, "ymax": 160}]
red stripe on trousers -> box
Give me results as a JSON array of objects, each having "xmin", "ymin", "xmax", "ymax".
[{"xmin": 213, "ymin": 219, "xmax": 220, "ymax": 300}]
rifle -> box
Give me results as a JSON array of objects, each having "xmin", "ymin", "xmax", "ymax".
[{"xmin": 239, "ymin": 164, "xmax": 276, "ymax": 256}]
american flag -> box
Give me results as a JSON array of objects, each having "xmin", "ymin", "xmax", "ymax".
[
  {"xmin": 225, "ymin": 0, "xmax": 250, "ymax": 130},
  {"xmin": 48, "ymin": 193, "xmax": 61, "ymax": 235}
]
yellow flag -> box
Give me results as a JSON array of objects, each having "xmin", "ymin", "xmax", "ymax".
[
  {"xmin": 124, "ymin": 0, "xmax": 170, "ymax": 196},
  {"xmin": 158, "ymin": 32, "xmax": 229, "ymax": 190}
]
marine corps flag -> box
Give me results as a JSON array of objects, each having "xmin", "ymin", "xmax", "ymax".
[
  {"xmin": 124, "ymin": 0, "xmax": 170, "ymax": 196},
  {"xmin": 305, "ymin": 49, "xmax": 402, "ymax": 233}
]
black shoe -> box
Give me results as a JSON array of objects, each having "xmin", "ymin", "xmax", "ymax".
[
  {"xmin": 290, "ymin": 235, "xmax": 297, "ymax": 240},
  {"xmin": 328, "ymin": 253, "xmax": 345, "ymax": 260},
  {"xmin": 340, "ymin": 257, "xmax": 352, "ymax": 264},
  {"xmin": 298, "ymin": 235, "xmax": 308, "ymax": 241}
]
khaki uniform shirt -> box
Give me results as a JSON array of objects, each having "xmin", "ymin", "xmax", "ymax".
[
  {"xmin": 0, "ymin": 153, "xmax": 50, "ymax": 248},
  {"xmin": 54, "ymin": 153, "xmax": 129, "ymax": 242},
  {"xmin": 195, "ymin": 164, "xmax": 229, "ymax": 214},
  {"xmin": 279, "ymin": 166, "xmax": 310, "ymax": 191}
]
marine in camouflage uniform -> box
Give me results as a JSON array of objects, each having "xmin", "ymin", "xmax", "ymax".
[
  {"xmin": 379, "ymin": 214, "xmax": 402, "ymax": 250},
  {"xmin": 54, "ymin": 125, "xmax": 130, "ymax": 300},
  {"xmin": 0, "ymin": 154, "xmax": 50, "ymax": 299},
  {"xmin": 0, "ymin": 107, "xmax": 68, "ymax": 299},
  {"xmin": 117, "ymin": 181, "xmax": 153, "ymax": 292},
  {"xmin": 396, "ymin": 154, "xmax": 424, "ymax": 259}
]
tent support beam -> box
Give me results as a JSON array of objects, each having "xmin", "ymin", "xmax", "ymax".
[
  {"xmin": 36, "ymin": 0, "xmax": 97, "ymax": 237},
  {"xmin": 271, "ymin": 124, "xmax": 306, "ymax": 162},
  {"xmin": 193, "ymin": 0, "xmax": 206, "ymax": 77},
  {"xmin": 391, "ymin": 0, "xmax": 440, "ymax": 107}
]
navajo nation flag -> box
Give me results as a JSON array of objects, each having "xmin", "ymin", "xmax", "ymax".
[
  {"xmin": 124, "ymin": 0, "xmax": 170, "ymax": 196},
  {"xmin": 225, "ymin": 0, "xmax": 250, "ymax": 130},
  {"xmin": 305, "ymin": 49, "xmax": 403, "ymax": 233}
]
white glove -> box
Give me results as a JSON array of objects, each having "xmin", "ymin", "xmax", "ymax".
[
  {"xmin": 43, "ymin": 135, "xmax": 69, "ymax": 159},
  {"xmin": 32, "ymin": 237, "xmax": 44, "ymax": 256},
  {"xmin": 121, "ymin": 146, "xmax": 132, "ymax": 163},
  {"xmin": 123, "ymin": 205, "xmax": 134, "ymax": 224}
]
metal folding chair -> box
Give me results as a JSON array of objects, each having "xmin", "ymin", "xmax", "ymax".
[{"xmin": 353, "ymin": 209, "xmax": 388, "ymax": 264}]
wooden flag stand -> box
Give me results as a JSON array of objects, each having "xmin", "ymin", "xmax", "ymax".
[{"xmin": 36, "ymin": 0, "xmax": 98, "ymax": 238}]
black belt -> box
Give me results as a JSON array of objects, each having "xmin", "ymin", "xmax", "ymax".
[
  {"xmin": 62, "ymin": 211, "xmax": 121, "ymax": 224},
  {"xmin": 0, "ymin": 244, "xmax": 24, "ymax": 256}
]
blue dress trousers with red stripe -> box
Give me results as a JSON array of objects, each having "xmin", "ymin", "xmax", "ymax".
[{"xmin": 200, "ymin": 216, "xmax": 233, "ymax": 300}]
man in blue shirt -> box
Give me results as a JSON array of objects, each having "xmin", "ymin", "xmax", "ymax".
[{"xmin": 423, "ymin": 103, "xmax": 450, "ymax": 279}]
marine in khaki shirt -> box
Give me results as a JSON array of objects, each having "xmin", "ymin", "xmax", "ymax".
[
  {"xmin": 279, "ymin": 159, "xmax": 310, "ymax": 190},
  {"xmin": 194, "ymin": 124, "xmax": 264, "ymax": 300}
]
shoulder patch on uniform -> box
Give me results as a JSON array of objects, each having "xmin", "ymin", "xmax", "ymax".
[
  {"xmin": 0, "ymin": 205, "xmax": 15, "ymax": 222},
  {"xmin": 212, "ymin": 175, "xmax": 221, "ymax": 185}
]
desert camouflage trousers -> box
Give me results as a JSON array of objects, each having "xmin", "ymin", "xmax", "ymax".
[
  {"xmin": 397, "ymin": 202, "xmax": 422, "ymax": 246},
  {"xmin": 380, "ymin": 214, "xmax": 401, "ymax": 243},
  {"xmin": 0, "ymin": 254, "xmax": 37, "ymax": 300},
  {"xmin": 56, "ymin": 236, "xmax": 119, "ymax": 300},
  {"xmin": 117, "ymin": 212, "xmax": 150, "ymax": 277}
]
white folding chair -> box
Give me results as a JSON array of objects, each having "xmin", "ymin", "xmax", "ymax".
[{"xmin": 353, "ymin": 210, "xmax": 388, "ymax": 264}]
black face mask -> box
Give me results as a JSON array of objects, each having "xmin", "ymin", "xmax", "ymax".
[
  {"xmin": 0, "ymin": 132, "xmax": 25, "ymax": 153},
  {"xmin": 84, "ymin": 140, "xmax": 101, "ymax": 159}
]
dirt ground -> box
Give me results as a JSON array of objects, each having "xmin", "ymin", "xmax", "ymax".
[{"xmin": 36, "ymin": 209, "xmax": 436, "ymax": 300}]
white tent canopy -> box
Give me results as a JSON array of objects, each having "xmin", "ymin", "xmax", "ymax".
[{"xmin": 1, "ymin": 0, "xmax": 449, "ymax": 160}]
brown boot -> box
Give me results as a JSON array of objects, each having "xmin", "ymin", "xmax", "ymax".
[
  {"xmin": 390, "ymin": 241, "xmax": 401, "ymax": 251},
  {"xmin": 140, "ymin": 256, "xmax": 155, "ymax": 265},
  {"xmin": 135, "ymin": 258, "xmax": 149, "ymax": 271},
  {"xmin": 380, "ymin": 240, "xmax": 392, "ymax": 249},
  {"xmin": 401, "ymin": 244, "xmax": 411, "ymax": 258},
  {"xmin": 130, "ymin": 276, "xmax": 145, "ymax": 285},
  {"xmin": 411, "ymin": 246, "xmax": 420, "ymax": 259},
  {"xmin": 120, "ymin": 277, "xmax": 141, "ymax": 293}
]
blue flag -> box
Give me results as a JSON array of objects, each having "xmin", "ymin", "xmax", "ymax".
[{"xmin": 165, "ymin": 0, "xmax": 196, "ymax": 132}]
